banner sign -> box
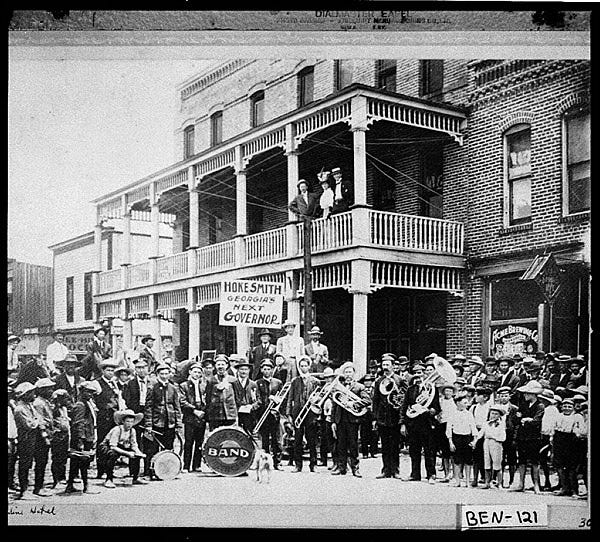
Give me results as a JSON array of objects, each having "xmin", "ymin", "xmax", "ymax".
[
  {"xmin": 218, "ymin": 280, "xmax": 284, "ymax": 327},
  {"xmin": 461, "ymin": 505, "xmax": 548, "ymax": 529},
  {"xmin": 491, "ymin": 323, "xmax": 538, "ymax": 359}
]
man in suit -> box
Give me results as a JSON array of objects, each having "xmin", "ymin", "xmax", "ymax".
[
  {"xmin": 288, "ymin": 179, "xmax": 320, "ymax": 218},
  {"xmin": 93, "ymin": 359, "xmax": 120, "ymax": 478},
  {"xmin": 138, "ymin": 335, "xmax": 159, "ymax": 375},
  {"xmin": 496, "ymin": 357, "xmax": 521, "ymax": 398},
  {"xmin": 54, "ymin": 354, "xmax": 84, "ymax": 403},
  {"xmin": 373, "ymin": 353, "xmax": 406, "ymax": 479},
  {"xmin": 331, "ymin": 362, "xmax": 371, "ymax": 477},
  {"xmin": 143, "ymin": 362, "xmax": 183, "ymax": 479},
  {"xmin": 255, "ymin": 359, "xmax": 285, "ymax": 470},
  {"xmin": 250, "ymin": 329, "xmax": 276, "ymax": 380},
  {"xmin": 80, "ymin": 328, "xmax": 112, "ymax": 381},
  {"xmin": 179, "ymin": 362, "xmax": 206, "ymax": 473},
  {"xmin": 15, "ymin": 354, "xmax": 50, "ymax": 385},
  {"xmin": 330, "ymin": 167, "xmax": 354, "ymax": 214},
  {"xmin": 304, "ymin": 326, "xmax": 330, "ymax": 373},
  {"xmin": 465, "ymin": 356, "xmax": 486, "ymax": 388},
  {"xmin": 273, "ymin": 353, "xmax": 288, "ymax": 384},
  {"xmin": 123, "ymin": 358, "xmax": 154, "ymax": 477},
  {"xmin": 276, "ymin": 319, "xmax": 305, "ymax": 382},
  {"xmin": 231, "ymin": 357, "xmax": 260, "ymax": 433},
  {"xmin": 203, "ymin": 354, "xmax": 238, "ymax": 431},
  {"xmin": 401, "ymin": 361, "xmax": 441, "ymax": 483},
  {"xmin": 286, "ymin": 356, "xmax": 321, "ymax": 473},
  {"xmin": 64, "ymin": 380, "xmax": 102, "ymax": 494}
]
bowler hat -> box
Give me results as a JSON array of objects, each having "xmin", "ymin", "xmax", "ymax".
[
  {"xmin": 140, "ymin": 335, "xmax": 155, "ymax": 344},
  {"xmin": 99, "ymin": 359, "xmax": 118, "ymax": 369},
  {"xmin": 258, "ymin": 328, "xmax": 273, "ymax": 338},
  {"xmin": 93, "ymin": 328, "xmax": 106, "ymax": 336},
  {"xmin": 113, "ymin": 409, "xmax": 144, "ymax": 426},
  {"xmin": 35, "ymin": 378, "xmax": 56, "ymax": 389},
  {"xmin": 234, "ymin": 358, "xmax": 253, "ymax": 369},
  {"xmin": 367, "ymin": 359, "xmax": 379, "ymax": 369},
  {"xmin": 14, "ymin": 382, "xmax": 36, "ymax": 397},
  {"xmin": 485, "ymin": 357, "xmax": 497, "ymax": 365},
  {"xmin": 517, "ymin": 380, "xmax": 544, "ymax": 394},
  {"xmin": 260, "ymin": 358, "xmax": 274, "ymax": 369}
]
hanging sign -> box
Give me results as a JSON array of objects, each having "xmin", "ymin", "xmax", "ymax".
[
  {"xmin": 520, "ymin": 253, "xmax": 562, "ymax": 304},
  {"xmin": 219, "ymin": 280, "xmax": 284, "ymax": 327},
  {"xmin": 491, "ymin": 323, "xmax": 538, "ymax": 359}
]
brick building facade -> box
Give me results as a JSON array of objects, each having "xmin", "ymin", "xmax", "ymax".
[{"xmin": 91, "ymin": 58, "xmax": 590, "ymax": 373}]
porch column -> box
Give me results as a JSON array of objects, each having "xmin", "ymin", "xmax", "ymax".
[
  {"xmin": 121, "ymin": 195, "xmax": 132, "ymax": 266},
  {"xmin": 350, "ymin": 259, "xmax": 372, "ymax": 377},
  {"xmin": 187, "ymin": 287, "xmax": 200, "ymax": 359},
  {"xmin": 188, "ymin": 166, "xmax": 200, "ymax": 249},
  {"xmin": 235, "ymin": 146, "xmax": 247, "ymax": 236},
  {"xmin": 93, "ymin": 214, "xmax": 103, "ymax": 296},
  {"xmin": 285, "ymin": 124, "xmax": 300, "ymax": 222},
  {"xmin": 149, "ymin": 294, "xmax": 162, "ymax": 360},
  {"xmin": 236, "ymin": 327, "xmax": 250, "ymax": 358},
  {"xmin": 285, "ymin": 270, "xmax": 302, "ymax": 337},
  {"xmin": 150, "ymin": 183, "xmax": 161, "ymax": 258},
  {"xmin": 350, "ymin": 95, "xmax": 370, "ymax": 207},
  {"xmin": 121, "ymin": 299, "xmax": 133, "ymax": 352}
]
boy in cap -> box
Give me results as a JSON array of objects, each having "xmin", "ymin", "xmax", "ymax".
[
  {"xmin": 179, "ymin": 362, "xmax": 207, "ymax": 473},
  {"xmin": 65, "ymin": 380, "xmax": 102, "ymax": 494},
  {"xmin": 551, "ymin": 398, "xmax": 584, "ymax": 496},
  {"xmin": 474, "ymin": 404, "xmax": 506, "ymax": 489},
  {"xmin": 468, "ymin": 387, "xmax": 492, "ymax": 487},
  {"xmin": 573, "ymin": 401, "xmax": 588, "ymax": 499},
  {"xmin": 13, "ymin": 382, "xmax": 46, "ymax": 499},
  {"xmin": 495, "ymin": 386, "xmax": 519, "ymax": 488},
  {"xmin": 32, "ymin": 378, "xmax": 56, "ymax": 495},
  {"xmin": 436, "ymin": 383, "xmax": 457, "ymax": 482},
  {"xmin": 255, "ymin": 358, "xmax": 285, "ymax": 470},
  {"xmin": 539, "ymin": 388, "xmax": 560, "ymax": 491},
  {"xmin": 50, "ymin": 389, "xmax": 72, "ymax": 488},
  {"xmin": 359, "ymin": 373, "xmax": 378, "ymax": 460}
]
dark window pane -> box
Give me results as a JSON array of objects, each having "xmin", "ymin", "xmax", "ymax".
[
  {"xmin": 420, "ymin": 60, "xmax": 444, "ymax": 96},
  {"xmin": 184, "ymin": 125, "xmax": 195, "ymax": 159},
  {"xmin": 210, "ymin": 112, "xmax": 223, "ymax": 146},
  {"xmin": 377, "ymin": 60, "xmax": 396, "ymax": 92},
  {"xmin": 84, "ymin": 272, "xmax": 93, "ymax": 321},
  {"xmin": 335, "ymin": 60, "xmax": 353, "ymax": 90},
  {"xmin": 66, "ymin": 277, "xmax": 74, "ymax": 323},
  {"xmin": 250, "ymin": 91, "xmax": 264, "ymax": 128},
  {"xmin": 566, "ymin": 112, "xmax": 590, "ymax": 213},
  {"xmin": 298, "ymin": 67, "xmax": 314, "ymax": 107},
  {"xmin": 491, "ymin": 277, "xmax": 544, "ymax": 321}
]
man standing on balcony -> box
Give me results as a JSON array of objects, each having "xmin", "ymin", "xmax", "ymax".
[
  {"xmin": 276, "ymin": 320, "xmax": 305, "ymax": 382},
  {"xmin": 80, "ymin": 328, "xmax": 112, "ymax": 381},
  {"xmin": 250, "ymin": 329, "xmax": 276, "ymax": 380},
  {"xmin": 331, "ymin": 167, "xmax": 353, "ymax": 215},
  {"xmin": 288, "ymin": 179, "xmax": 320, "ymax": 218},
  {"xmin": 138, "ymin": 335, "xmax": 159, "ymax": 374}
]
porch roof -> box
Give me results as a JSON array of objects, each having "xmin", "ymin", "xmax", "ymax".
[{"xmin": 92, "ymin": 83, "xmax": 467, "ymax": 218}]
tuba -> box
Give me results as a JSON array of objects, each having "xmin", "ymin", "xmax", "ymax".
[
  {"xmin": 378, "ymin": 375, "xmax": 404, "ymax": 410},
  {"xmin": 406, "ymin": 356, "xmax": 457, "ymax": 418},
  {"xmin": 329, "ymin": 377, "xmax": 369, "ymax": 417}
]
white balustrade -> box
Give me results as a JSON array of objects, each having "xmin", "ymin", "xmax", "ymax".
[
  {"xmin": 244, "ymin": 227, "xmax": 287, "ymax": 265},
  {"xmin": 97, "ymin": 269, "xmax": 122, "ymax": 294},
  {"xmin": 156, "ymin": 252, "xmax": 189, "ymax": 283},
  {"xmin": 297, "ymin": 211, "xmax": 353, "ymax": 253},
  {"xmin": 126, "ymin": 262, "xmax": 151, "ymax": 289},
  {"xmin": 195, "ymin": 239, "xmax": 236, "ymax": 273},
  {"xmin": 369, "ymin": 210, "xmax": 464, "ymax": 255}
]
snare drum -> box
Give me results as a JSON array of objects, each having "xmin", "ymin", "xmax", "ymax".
[
  {"xmin": 151, "ymin": 450, "xmax": 182, "ymax": 480},
  {"xmin": 203, "ymin": 426, "xmax": 257, "ymax": 477}
]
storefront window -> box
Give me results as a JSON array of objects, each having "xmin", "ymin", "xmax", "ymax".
[{"xmin": 491, "ymin": 277, "xmax": 543, "ymax": 321}]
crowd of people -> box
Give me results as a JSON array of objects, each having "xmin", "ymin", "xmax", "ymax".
[{"xmin": 7, "ymin": 324, "xmax": 589, "ymax": 501}]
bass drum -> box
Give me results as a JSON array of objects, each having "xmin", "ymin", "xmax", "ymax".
[
  {"xmin": 151, "ymin": 450, "xmax": 182, "ymax": 480},
  {"xmin": 203, "ymin": 426, "xmax": 257, "ymax": 477}
]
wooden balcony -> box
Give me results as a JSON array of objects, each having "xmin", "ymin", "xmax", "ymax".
[{"xmin": 96, "ymin": 209, "xmax": 465, "ymax": 296}]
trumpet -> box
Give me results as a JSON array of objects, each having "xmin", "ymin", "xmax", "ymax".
[
  {"xmin": 406, "ymin": 356, "xmax": 456, "ymax": 418},
  {"xmin": 379, "ymin": 374, "xmax": 404, "ymax": 410},
  {"xmin": 294, "ymin": 376, "xmax": 339, "ymax": 428},
  {"xmin": 253, "ymin": 381, "xmax": 291, "ymax": 434}
]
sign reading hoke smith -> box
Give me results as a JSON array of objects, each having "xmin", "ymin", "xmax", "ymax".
[{"xmin": 218, "ymin": 280, "xmax": 284, "ymax": 327}]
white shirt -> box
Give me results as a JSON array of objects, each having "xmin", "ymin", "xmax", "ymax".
[
  {"xmin": 46, "ymin": 341, "xmax": 69, "ymax": 371},
  {"xmin": 319, "ymin": 188, "xmax": 334, "ymax": 210},
  {"xmin": 276, "ymin": 335, "xmax": 305, "ymax": 360},
  {"xmin": 334, "ymin": 181, "xmax": 343, "ymax": 201},
  {"xmin": 554, "ymin": 412, "xmax": 584, "ymax": 434},
  {"xmin": 470, "ymin": 401, "xmax": 490, "ymax": 429},
  {"xmin": 439, "ymin": 396, "xmax": 458, "ymax": 424},
  {"xmin": 138, "ymin": 378, "xmax": 148, "ymax": 406},
  {"xmin": 541, "ymin": 404, "xmax": 560, "ymax": 436},
  {"xmin": 65, "ymin": 374, "xmax": 75, "ymax": 387},
  {"xmin": 446, "ymin": 409, "xmax": 478, "ymax": 438}
]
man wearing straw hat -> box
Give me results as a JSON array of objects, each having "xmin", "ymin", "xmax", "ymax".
[
  {"xmin": 276, "ymin": 319, "xmax": 305, "ymax": 382},
  {"xmin": 509, "ymin": 379, "xmax": 545, "ymax": 493},
  {"xmin": 55, "ymin": 353, "xmax": 85, "ymax": 402},
  {"xmin": 305, "ymin": 325, "xmax": 330, "ymax": 374}
]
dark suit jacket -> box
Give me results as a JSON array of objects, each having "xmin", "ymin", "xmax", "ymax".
[
  {"xmin": 549, "ymin": 371, "xmax": 572, "ymax": 390},
  {"xmin": 289, "ymin": 192, "xmax": 320, "ymax": 218},
  {"xmin": 179, "ymin": 379, "xmax": 205, "ymax": 426},
  {"xmin": 273, "ymin": 367, "xmax": 288, "ymax": 384},
  {"xmin": 255, "ymin": 377, "xmax": 284, "ymax": 418},
  {"xmin": 139, "ymin": 346, "xmax": 159, "ymax": 373},
  {"xmin": 497, "ymin": 370, "xmax": 521, "ymax": 394},
  {"xmin": 70, "ymin": 400, "xmax": 96, "ymax": 445},
  {"xmin": 80, "ymin": 340, "xmax": 112, "ymax": 381},
  {"xmin": 286, "ymin": 374, "xmax": 320, "ymax": 421},
  {"xmin": 232, "ymin": 378, "xmax": 260, "ymax": 412},
  {"xmin": 144, "ymin": 380, "xmax": 182, "ymax": 430},
  {"xmin": 123, "ymin": 376, "xmax": 154, "ymax": 413},
  {"xmin": 372, "ymin": 374, "xmax": 406, "ymax": 427},
  {"xmin": 402, "ymin": 383, "xmax": 440, "ymax": 430},
  {"xmin": 332, "ymin": 181, "xmax": 353, "ymax": 214},
  {"xmin": 94, "ymin": 377, "xmax": 119, "ymax": 426},
  {"xmin": 204, "ymin": 375, "xmax": 238, "ymax": 422},
  {"xmin": 331, "ymin": 380, "xmax": 371, "ymax": 424},
  {"xmin": 54, "ymin": 372, "xmax": 84, "ymax": 402},
  {"xmin": 250, "ymin": 343, "xmax": 276, "ymax": 380}
]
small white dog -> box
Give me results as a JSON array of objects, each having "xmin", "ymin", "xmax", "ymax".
[{"xmin": 252, "ymin": 449, "xmax": 274, "ymax": 484}]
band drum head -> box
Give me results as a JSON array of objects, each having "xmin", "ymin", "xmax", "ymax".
[
  {"xmin": 203, "ymin": 426, "xmax": 256, "ymax": 477},
  {"xmin": 151, "ymin": 450, "xmax": 182, "ymax": 480}
]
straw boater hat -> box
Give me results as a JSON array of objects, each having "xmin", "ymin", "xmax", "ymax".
[
  {"xmin": 281, "ymin": 319, "xmax": 296, "ymax": 329},
  {"xmin": 80, "ymin": 380, "xmax": 102, "ymax": 395},
  {"xmin": 8, "ymin": 334, "xmax": 21, "ymax": 343},
  {"xmin": 309, "ymin": 326, "xmax": 323, "ymax": 336},
  {"xmin": 439, "ymin": 383, "xmax": 456, "ymax": 392},
  {"xmin": 469, "ymin": 355, "xmax": 484, "ymax": 367},
  {"xmin": 517, "ymin": 380, "xmax": 544, "ymax": 395},
  {"xmin": 113, "ymin": 409, "xmax": 144, "ymax": 426},
  {"xmin": 99, "ymin": 359, "xmax": 118, "ymax": 369},
  {"xmin": 331, "ymin": 167, "xmax": 342, "ymax": 175},
  {"xmin": 496, "ymin": 386, "xmax": 512, "ymax": 394},
  {"xmin": 14, "ymin": 382, "xmax": 36, "ymax": 398},
  {"xmin": 538, "ymin": 389, "xmax": 556, "ymax": 404},
  {"xmin": 381, "ymin": 352, "xmax": 397, "ymax": 363},
  {"xmin": 489, "ymin": 404, "xmax": 507, "ymax": 415},
  {"xmin": 35, "ymin": 378, "xmax": 56, "ymax": 389}
]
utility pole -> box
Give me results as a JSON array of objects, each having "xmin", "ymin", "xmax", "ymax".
[{"xmin": 303, "ymin": 215, "xmax": 313, "ymax": 341}]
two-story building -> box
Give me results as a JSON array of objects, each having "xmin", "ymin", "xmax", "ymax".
[{"xmin": 90, "ymin": 58, "xmax": 590, "ymax": 374}]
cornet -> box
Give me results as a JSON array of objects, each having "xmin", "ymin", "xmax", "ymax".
[{"xmin": 406, "ymin": 356, "xmax": 456, "ymax": 418}]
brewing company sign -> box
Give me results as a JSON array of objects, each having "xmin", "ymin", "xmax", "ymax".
[{"xmin": 219, "ymin": 280, "xmax": 284, "ymax": 327}]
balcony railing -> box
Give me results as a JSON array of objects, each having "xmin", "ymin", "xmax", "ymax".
[{"xmin": 96, "ymin": 209, "xmax": 464, "ymax": 294}]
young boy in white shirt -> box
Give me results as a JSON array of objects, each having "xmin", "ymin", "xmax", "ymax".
[{"xmin": 446, "ymin": 393, "xmax": 478, "ymax": 487}]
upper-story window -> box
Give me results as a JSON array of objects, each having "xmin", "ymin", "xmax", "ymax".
[
  {"xmin": 183, "ymin": 125, "xmax": 195, "ymax": 159},
  {"xmin": 66, "ymin": 276, "xmax": 74, "ymax": 323},
  {"xmin": 376, "ymin": 60, "xmax": 396, "ymax": 92},
  {"xmin": 210, "ymin": 111, "xmax": 223, "ymax": 147},
  {"xmin": 563, "ymin": 108, "xmax": 590, "ymax": 215},
  {"xmin": 250, "ymin": 91, "xmax": 265, "ymax": 128},
  {"xmin": 298, "ymin": 66, "xmax": 314, "ymax": 107},
  {"xmin": 420, "ymin": 147, "xmax": 444, "ymax": 219},
  {"xmin": 334, "ymin": 60, "xmax": 353, "ymax": 91},
  {"xmin": 84, "ymin": 272, "xmax": 93, "ymax": 321},
  {"xmin": 505, "ymin": 124, "xmax": 532, "ymax": 225},
  {"xmin": 419, "ymin": 60, "xmax": 444, "ymax": 97}
]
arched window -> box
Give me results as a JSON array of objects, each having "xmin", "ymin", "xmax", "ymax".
[
  {"xmin": 504, "ymin": 124, "xmax": 532, "ymax": 225},
  {"xmin": 250, "ymin": 90, "xmax": 265, "ymax": 128},
  {"xmin": 210, "ymin": 111, "xmax": 223, "ymax": 147},
  {"xmin": 297, "ymin": 66, "xmax": 314, "ymax": 107},
  {"xmin": 563, "ymin": 107, "xmax": 590, "ymax": 215},
  {"xmin": 183, "ymin": 125, "xmax": 195, "ymax": 159}
]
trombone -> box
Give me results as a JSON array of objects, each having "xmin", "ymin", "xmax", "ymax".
[
  {"xmin": 293, "ymin": 376, "xmax": 339, "ymax": 428},
  {"xmin": 253, "ymin": 381, "xmax": 291, "ymax": 434}
]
